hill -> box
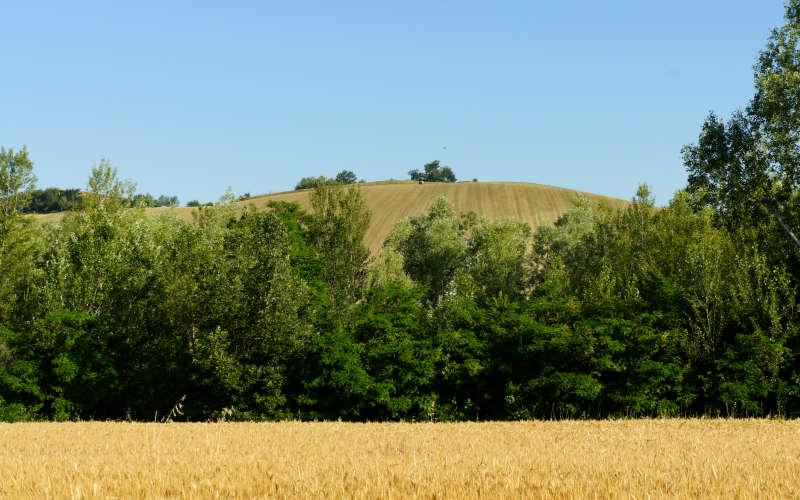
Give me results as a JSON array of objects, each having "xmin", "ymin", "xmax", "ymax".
[{"xmin": 35, "ymin": 180, "xmax": 629, "ymax": 255}]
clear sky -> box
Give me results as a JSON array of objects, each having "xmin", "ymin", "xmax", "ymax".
[{"xmin": 1, "ymin": 1, "xmax": 787, "ymax": 205}]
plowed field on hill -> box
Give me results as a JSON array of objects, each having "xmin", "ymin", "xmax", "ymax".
[{"xmin": 36, "ymin": 181, "xmax": 629, "ymax": 255}]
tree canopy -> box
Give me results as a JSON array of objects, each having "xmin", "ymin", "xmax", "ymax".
[
  {"xmin": 4, "ymin": 4, "xmax": 800, "ymax": 421},
  {"xmin": 409, "ymin": 161, "xmax": 456, "ymax": 183},
  {"xmin": 683, "ymin": 0, "xmax": 800, "ymax": 283},
  {"xmin": 295, "ymin": 170, "xmax": 360, "ymax": 190}
]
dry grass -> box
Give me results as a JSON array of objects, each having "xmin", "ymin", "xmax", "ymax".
[
  {"xmin": 1, "ymin": 419, "xmax": 798, "ymax": 498},
  {"xmin": 33, "ymin": 181, "xmax": 629, "ymax": 255}
]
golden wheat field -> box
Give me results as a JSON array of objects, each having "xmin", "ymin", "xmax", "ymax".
[
  {"xmin": 35, "ymin": 181, "xmax": 629, "ymax": 255},
  {"xmin": 1, "ymin": 420, "xmax": 798, "ymax": 499}
]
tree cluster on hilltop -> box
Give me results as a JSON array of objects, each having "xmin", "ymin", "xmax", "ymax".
[
  {"xmin": 295, "ymin": 170, "xmax": 361, "ymax": 190},
  {"xmin": 409, "ymin": 160, "xmax": 456, "ymax": 183}
]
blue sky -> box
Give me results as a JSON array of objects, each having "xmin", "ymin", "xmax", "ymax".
[{"xmin": 0, "ymin": 1, "xmax": 787, "ymax": 205}]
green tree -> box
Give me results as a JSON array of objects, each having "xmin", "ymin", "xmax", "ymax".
[
  {"xmin": 409, "ymin": 160, "xmax": 456, "ymax": 183},
  {"xmin": 81, "ymin": 159, "xmax": 136, "ymax": 216},
  {"xmin": 0, "ymin": 147, "xmax": 37, "ymax": 227},
  {"xmin": 309, "ymin": 182, "xmax": 371, "ymax": 303},
  {"xmin": 683, "ymin": 1, "xmax": 800, "ymax": 277},
  {"xmin": 388, "ymin": 196, "xmax": 467, "ymax": 302},
  {"xmin": 188, "ymin": 209, "xmax": 313, "ymax": 419},
  {"xmin": 26, "ymin": 187, "xmax": 82, "ymax": 214},
  {"xmin": 295, "ymin": 176, "xmax": 327, "ymax": 190},
  {"xmin": 680, "ymin": 2, "xmax": 800, "ymax": 414},
  {"xmin": 335, "ymin": 170, "xmax": 358, "ymax": 184},
  {"xmin": 530, "ymin": 195, "xmax": 597, "ymax": 292},
  {"xmin": 463, "ymin": 218, "xmax": 531, "ymax": 301},
  {"xmin": 0, "ymin": 147, "xmax": 38, "ymax": 325},
  {"xmin": 0, "ymin": 311, "xmax": 120, "ymax": 421},
  {"xmin": 299, "ymin": 284, "xmax": 436, "ymax": 420}
]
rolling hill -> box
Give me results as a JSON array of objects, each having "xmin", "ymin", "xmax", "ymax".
[{"xmin": 35, "ymin": 180, "xmax": 629, "ymax": 255}]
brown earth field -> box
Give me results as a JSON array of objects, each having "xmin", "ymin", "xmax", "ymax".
[
  {"xmin": 1, "ymin": 419, "xmax": 798, "ymax": 498},
  {"xmin": 35, "ymin": 181, "xmax": 629, "ymax": 255}
]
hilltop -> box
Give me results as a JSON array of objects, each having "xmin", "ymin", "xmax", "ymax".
[{"xmin": 36, "ymin": 180, "xmax": 629, "ymax": 255}]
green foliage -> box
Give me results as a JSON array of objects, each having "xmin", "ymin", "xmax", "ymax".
[
  {"xmin": 309, "ymin": 183, "xmax": 371, "ymax": 303},
  {"xmin": 25, "ymin": 187, "xmax": 82, "ymax": 214},
  {"xmin": 409, "ymin": 160, "xmax": 456, "ymax": 183},
  {"xmin": 295, "ymin": 170, "xmax": 359, "ymax": 190},
  {"xmin": 530, "ymin": 195, "xmax": 597, "ymax": 289},
  {"xmin": 0, "ymin": 146, "xmax": 37, "ymax": 227},
  {"xmin": 300, "ymin": 284, "xmax": 437, "ymax": 420},
  {"xmin": 2, "ymin": 141, "xmax": 800, "ymax": 420},
  {"xmin": 335, "ymin": 170, "xmax": 358, "ymax": 185},
  {"xmin": 82, "ymin": 159, "xmax": 136, "ymax": 215},
  {"xmin": 131, "ymin": 193, "xmax": 179, "ymax": 208},
  {"xmin": 387, "ymin": 197, "xmax": 466, "ymax": 303},
  {"xmin": 0, "ymin": 311, "xmax": 118, "ymax": 421},
  {"xmin": 464, "ymin": 218, "xmax": 531, "ymax": 300},
  {"xmin": 683, "ymin": 2, "xmax": 800, "ymax": 288},
  {"xmin": 295, "ymin": 176, "xmax": 327, "ymax": 190},
  {"xmin": 0, "ymin": 147, "xmax": 39, "ymax": 326}
]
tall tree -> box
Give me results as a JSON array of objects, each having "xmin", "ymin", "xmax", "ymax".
[
  {"xmin": 0, "ymin": 147, "xmax": 38, "ymax": 324},
  {"xmin": 309, "ymin": 182, "xmax": 371, "ymax": 303},
  {"xmin": 0, "ymin": 147, "xmax": 36, "ymax": 234},
  {"xmin": 335, "ymin": 170, "xmax": 358, "ymax": 185},
  {"xmin": 388, "ymin": 196, "xmax": 467, "ymax": 302},
  {"xmin": 683, "ymin": 1, "xmax": 800, "ymax": 276}
]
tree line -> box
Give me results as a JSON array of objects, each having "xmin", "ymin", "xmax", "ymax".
[
  {"xmin": 294, "ymin": 160, "xmax": 458, "ymax": 191},
  {"xmin": 23, "ymin": 184, "xmax": 182, "ymax": 214},
  {"xmin": 1, "ymin": 2, "xmax": 800, "ymax": 421},
  {"xmin": 0, "ymin": 159, "xmax": 798, "ymax": 420},
  {"xmin": 295, "ymin": 170, "xmax": 362, "ymax": 190}
]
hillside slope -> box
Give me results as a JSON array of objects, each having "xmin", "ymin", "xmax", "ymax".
[{"xmin": 36, "ymin": 181, "xmax": 629, "ymax": 255}]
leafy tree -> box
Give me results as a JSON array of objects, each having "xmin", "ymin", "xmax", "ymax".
[
  {"xmin": 26, "ymin": 187, "xmax": 82, "ymax": 213},
  {"xmin": 461, "ymin": 218, "xmax": 531, "ymax": 301},
  {"xmin": 131, "ymin": 193, "xmax": 179, "ymax": 208},
  {"xmin": 131, "ymin": 193, "xmax": 157, "ymax": 207},
  {"xmin": 295, "ymin": 176, "xmax": 326, "ymax": 190},
  {"xmin": 186, "ymin": 200, "xmax": 201, "ymax": 207},
  {"xmin": 387, "ymin": 197, "xmax": 467, "ymax": 302},
  {"xmin": 409, "ymin": 160, "xmax": 456, "ymax": 183},
  {"xmin": 189, "ymin": 209, "xmax": 313, "ymax": 419},
  {"xmin": 0, "ymin": 146, "xmax": 38, "ymax": 325},
  {"xmin": 299, "ymin": 284, "xmax": 436, "ymax": 420},
  {"xmin": 0, "ymin": 311, "xmax": 119, "ymax": 421},
  {"xmin": 680, "ymin": 3, "xmax": 800, "ymax": 414},
  {"xmin": 367, "ymin": 246, "xmax": 414, "ymax": 290},
  {"xmin": 683, "ymin": 1, "xmax": 800, "ymax": 280},
  {"xmin": 79, "ymin": 159, "xmax": 136, "ymax": 217},
  {"xmin": 0, "ymin": 147, "xmax": 37, "ymax": 225},
  {"xmin": 156, "ymin": 194, "xmax": 179, "ymax": 207},
  {"xmin": 335, "ymin": 170, "xmax": 358, "ymax": 185},
  {"xmin": 530, "ymin": 195, "xmax": 598, "ymax": 291},
  {"xmin": 296, "ymin": 171, "xmax": 359, "ymax": 190},
  {"xmin": 309, "ymin": 182, "xmax": 371, "ymax": 303}
]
